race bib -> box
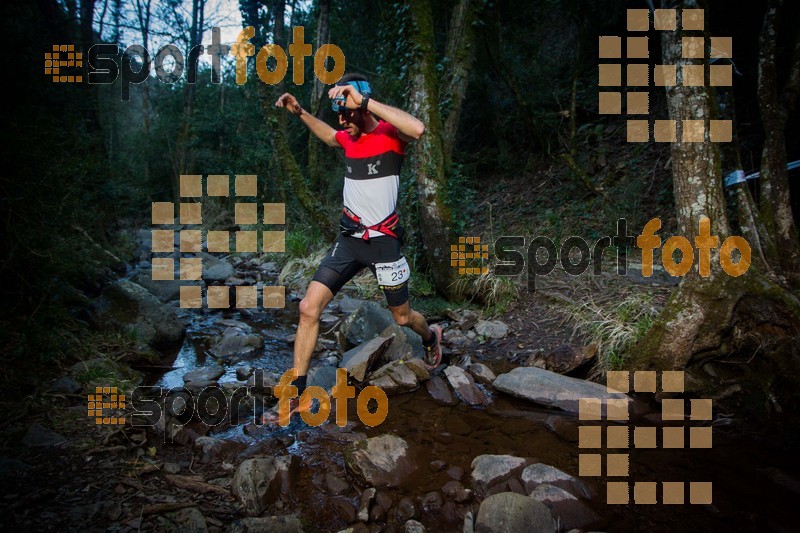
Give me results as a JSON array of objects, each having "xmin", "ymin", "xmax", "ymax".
[{"xmin": 374, "ymin": 257, "xmax": 410, "ymax": 287}]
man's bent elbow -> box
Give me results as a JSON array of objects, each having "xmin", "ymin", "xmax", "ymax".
[{"xmin": 409, "ymin": 122, "xmax": 426, "ymax": 140}]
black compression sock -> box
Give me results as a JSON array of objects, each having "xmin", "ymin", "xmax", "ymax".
[{"xmin": 292, "ymin": 375, "xmax": 308, "ymax": 397}]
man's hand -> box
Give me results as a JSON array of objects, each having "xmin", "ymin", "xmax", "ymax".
[
  {"xmin": 275, "ymin": 93, "xmax": 303, "ymax": 116},
  {"xmin": 327, "ymin": 84, "xmax": 363, "ymax": 109}
]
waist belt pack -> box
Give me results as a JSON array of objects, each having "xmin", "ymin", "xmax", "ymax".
[{"xmin": 340, "ymin": 207, "xmax": 404, "ymax": 242}]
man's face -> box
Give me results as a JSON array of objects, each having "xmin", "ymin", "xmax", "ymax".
[{"xmin": 338, "ymin": 109, "xmax": 365, "ymax": 138}]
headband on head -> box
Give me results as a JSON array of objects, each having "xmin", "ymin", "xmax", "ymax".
[{"xmin": 331, "ymin": 79, "xmax": 372, "ymax": 113}]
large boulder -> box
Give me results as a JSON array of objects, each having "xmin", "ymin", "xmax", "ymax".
[
  {"xmin": 344, "ymin": 434, "xmax": 416, "ymax": 488},
  {"xmin": 91, "ymin": 279, "xmax": 185, "ymax": 349},
  {"xmin": 341, "ymin": 302, "xmax": 422, "ymax": 362},
  {"xmin": 492, "ymin": 367, "xmax": 633, "ymax": 414},
  {"xmin": 231, "ymin": 456, "xmax": 297, "ymax": 516},
  {"xmin": 530, "ymin": 484, "xmax": 603, "ymax": 531},
  {"xmin": 520, "ymin": 463, "xmax": 595, "ymax": 500},
  {"xmin": 475, "ymin": 492, "xmax": 555, "ymax": 533},
  {"xmin": 340, "ymin": 336, "xmax": 393, "ymax": 382},
  {"xmin": 183, "ymin": 364, "xmax": 225, "ymax": 383},
  {"xmin": 132, "ymin": 270, "xmax": 182, "ymax": 303},
  {"xmin": 470, "ymin": 455, "xmax": 528, "ymax": 497}
]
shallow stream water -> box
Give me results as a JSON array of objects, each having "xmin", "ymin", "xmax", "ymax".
[{"xmin": 151, "ymin": 302, "xmax": 799, "ymax": 532}]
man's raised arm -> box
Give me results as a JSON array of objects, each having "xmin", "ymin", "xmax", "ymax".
[
  {"xmin": 327, "ymin": 84, "xmax": 425, "ymax": 143},
  {"xmin": 275, "ymin": 93, "xmax": 340, "ymax": 148}
]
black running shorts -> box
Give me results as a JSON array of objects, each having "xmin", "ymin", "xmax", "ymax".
[{"xmin": 311, "ymin": 235, "xmax": 410, "ymax": 307}]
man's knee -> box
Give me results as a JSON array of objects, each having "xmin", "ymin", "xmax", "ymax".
[
  {"xmin": 299, "ymin": 297, "xmax": 323, "ymax": 322},
  {"xmin": 392, "ymin": 308, "xmax": 412, "ymax": 327}
]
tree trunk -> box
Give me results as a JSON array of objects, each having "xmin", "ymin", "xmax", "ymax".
[
  {"xmin": 308, "ymin": 0, "xmax": 330, "ymax": 192},
  {"xmin": 440, "ymin": 0, "xmax": 478, "ymax": 168},
  {"xmin": 633, "ymin": 0, "xmax": 800, "ymax": 371},
  {"xmin": 757, "ymin": 0, "xmax": 800, "ymax": 281},
  {"xmin": 405, "ymin": 0, "xmax": 457, "ymax": 299}
]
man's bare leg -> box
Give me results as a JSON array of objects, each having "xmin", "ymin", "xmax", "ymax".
[
  {"xmin": 389, "ymin": 301, "xmax": 432, "ymax": 342},
  {"xmin": 294, "ymin": 280, "xmax": 335, "ymax": 376}
]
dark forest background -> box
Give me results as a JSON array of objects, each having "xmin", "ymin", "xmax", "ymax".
[{"xmin": 1, "ymin": 0, "xmax": 799, "ymax": 407}]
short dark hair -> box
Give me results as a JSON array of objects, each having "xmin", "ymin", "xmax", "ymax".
[{"xmin": 338, "ymin": 73, "xmax": 369, "ymax": 84}]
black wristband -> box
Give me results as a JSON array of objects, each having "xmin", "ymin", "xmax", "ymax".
[{"xmin": 360, "ymin": 95, "xmax": 370, "ymax": 111}]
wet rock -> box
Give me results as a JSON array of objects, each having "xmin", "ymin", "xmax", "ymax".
[
  {"xmin": 344, "ymin": 434, "xmax": 416, "ymax": 488},
  {"xmin": 429, "ymin": 459, "xmax": 446, "ymax": 472},
  {"xmin": 48, "ymin": 376, "xmax": 82, "ymax": 394},
  {"xmin": 445, "ymin": 366, "xmax": 487, "ymax": 406},
  {"xmin": 525, "ymin": 344, "xmax": 597, "ymax": 374},
  {"xmin": 492, "ymin": 367, "xmax": 634, "ymax": 415},
  {"xmin": 447, "ymin": 466, "xmax": 464, "ymax": 481},
  {"xmin": 474, "ymin": 320, "xmax": 508, "ymax": 339},
  {"xmin": 309, "ymin": 365, "xmax": 339, "ymax": 393},
  {"xmin": 368, "ymin": 360, "xmax": 420, "ymax": 394},
  {"xmin": 226, "ymin": 515, "xmax": 304, "ymax": 532},
  {"xmin": 194, "ymin": 436, "xmax": 247, "ymax": 464},
  {"xmin": 420, "ymin": 491, "xmax": 443, "ymax": 512},
  {"xmin": 210, "ymin": 327, "xmax": 262, "ymax": 359},
  {"xmin": 331, "ymin": 496, "xmax": 357, "ymax": 523},
  {"xmin": 340, "ymin": 336, "xmax": 394, "ymax": 382},
  {"xmin": 403, "ymin": 358, "xmax": 431, "ymax": 381},
  {"xmin": 544, "ymin": 416, "xmax": 579, "ymax": 443},
  {"xmin": 247, "ymin": 369, "xmax": 280, "ymax": 391},
  {"xmin": 236, "ymin": 366, "xmax": 254, "ymax": 381},
  {"xmin": 202, "ymin": 255, "xmax": 234, "ymax": 282},
  {"xmin": 174, "ymin": 507, "xmax": 207, "ymax": 532},
  {"xmin": 442, "ymin": 480, "xmax": 473, "ymax": 502},
  {"xmin": 375, "ymin": 490, "xmax": 393, "ymax": 511},
  {"xmin": 231, "ymin": 456, "xmax": 296, "ymax": 516},
  {"xmin": 530, "ymin": 484, "xmax": 603, "ymax": 531},
  {"xmin": 91, "ymin": 279, "xmax": 185, "ymax": 349},
  {"xmin": 470, "ymin": 455, "xmax": 528, "ymax": 497},
  {"xmin": 520, "ymin": 464, "xmax": 594, "ymax": 500},
  {"xmin": 425, "ymin": 376, "xmax": 458, "ymax": 405},
  {"xmin": 463, "ymin": 511, "xmax": 475, "ymax": 533},
  {"xmin": 326, "ymin": 473, "xmax": 350, "ymax": 495},
  {"xmin": 468, "ymin": 364, "xmax": 496, "ymax": 386},
  {"xmin": 369, "ymin": 504, "xmax": 385, "ymax": 522},
  {"xmin": 475, "ymin": 492, "xmax": 555, "ymax": 533},
  {"xmin": 404, "ymin": 519, "xmax": 426, "ymax": 533},
  {"xmin": 507, "ymin": 477, "xmax": 526, "ymax": 495},
  {"xmin": 395, "ymin": 496, "xmax": 419, "ymax": 522},
  {"xmin": 22, "ymin": 424, "xmax": 67, "ymax": 447},
  {"xmin": 357, "ymin": 487, "xmax": 376, "ymax": 522},
  {"xmin": 183, "ymin": 364, "xmax": 225, "ymax": 383},
  {"xmin": 184, "ymin": 379, "xmax": 219, "ymax": 393}
]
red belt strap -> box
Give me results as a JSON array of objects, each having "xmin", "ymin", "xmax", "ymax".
[{"xmin": 343, "ymin": 208, "xmax": 399, "ymax": 241}]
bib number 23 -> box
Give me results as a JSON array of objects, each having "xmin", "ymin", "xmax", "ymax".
[{"xmin": 375, "ymin": 257, "xmax": 410, "ymax": 288}]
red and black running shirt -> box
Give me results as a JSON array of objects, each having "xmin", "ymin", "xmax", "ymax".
[{"xmin": 335, "ymin": 120, "xmax": 406, "ymax": 238}]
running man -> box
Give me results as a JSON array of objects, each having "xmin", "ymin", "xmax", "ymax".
[{"xmin": 267, "ymin": 73, "xmax": 444, "ymax": 424}]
